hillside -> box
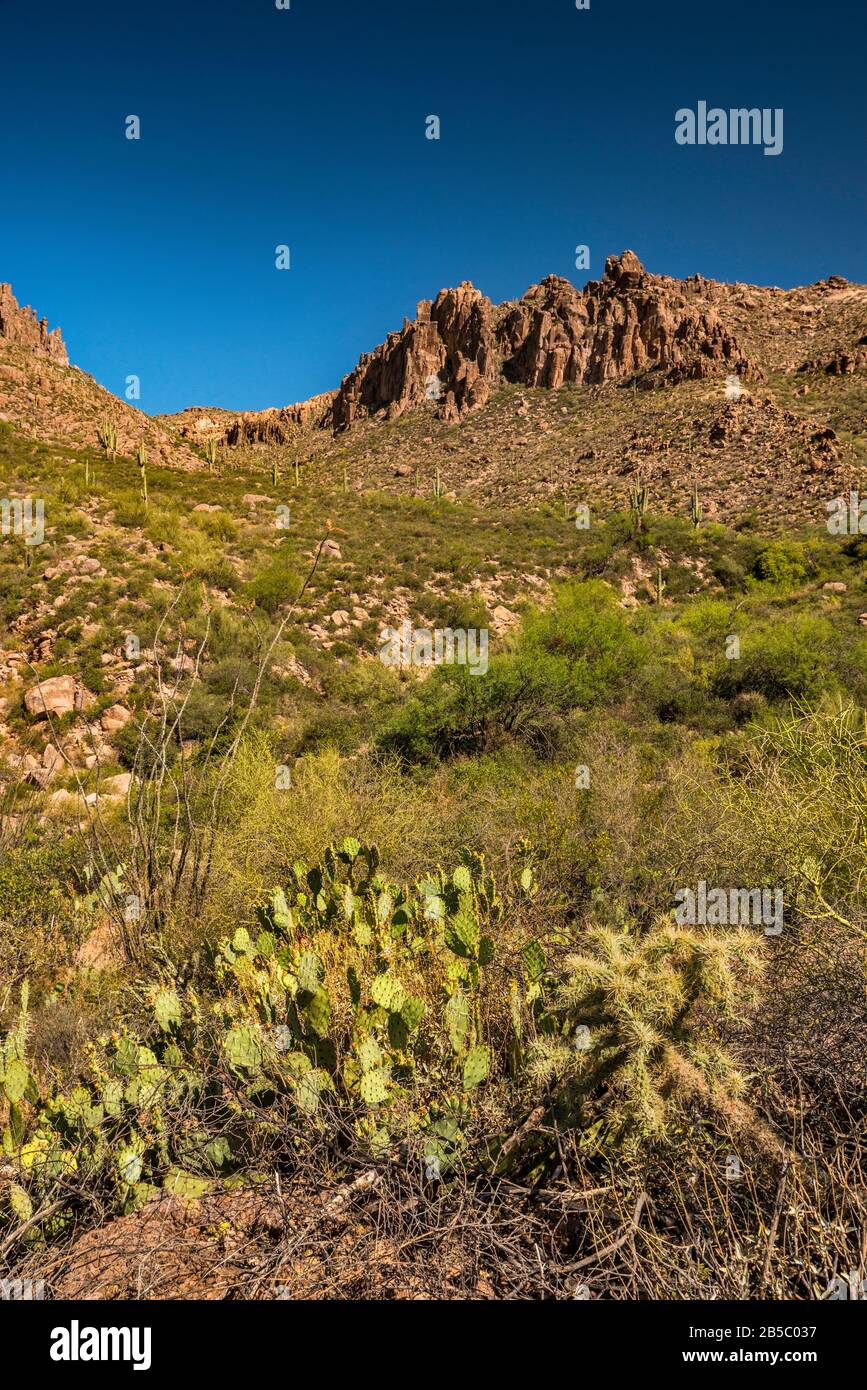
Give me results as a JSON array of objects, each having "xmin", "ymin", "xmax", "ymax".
[
  {"xmin": 4, "ymin": 253, "xmax": 867, "ymax": 534},
  {"xmin": 0, "ymin": 254, "xmax": 866, "ymax": 1303},
  {"xmin": 0, "ymin": 284, "xmax": 201, "ymax": 470},
  {"xmin": 163, "ymin": 250, "xmax": 867, "ymax": 529}
]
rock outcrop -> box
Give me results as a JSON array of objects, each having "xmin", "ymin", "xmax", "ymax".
[
  {"xmin": 500, "ymin": 253, "xmax": 754, "ymax": 388},
  {"xmin": 226, "ymin": 392, "xmax": 336, "ymax": 445},
  {"xmin": 0, "ymin": 283, "xmax": 68, "ymax": 364},
  {"xmin": 321, "ymin": 251, "xmax": 757, "ymax": 432},
  {"xmin": 329, "ymin": 282, "xmax": 500, "ymax": 431},
  {"xmin": 798, "ymin": 334, "xmax": 867, "ymax": 376},
  {"xmin": 0, "ymin": 287, "xmax": 203, "ymax": 470}
]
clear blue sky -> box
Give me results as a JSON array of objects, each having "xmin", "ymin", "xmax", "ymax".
[{"xmin": 1, "ymin": 0, "xmax": 864, "ymax": 414}]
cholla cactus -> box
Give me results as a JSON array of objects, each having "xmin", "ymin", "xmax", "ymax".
[
  {"xmin": 725, "ymin": 374, "xmax": 743, "ymax": 402},
  {"xmin": 530, "ymin": 920, "xmax": 766, "ymax": 1145}
]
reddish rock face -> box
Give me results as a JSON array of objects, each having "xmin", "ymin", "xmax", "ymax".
[
  {"xmin": 0, "ymin": 283, "xmax": 68, "ymax": 365},
  {"xmin": 325, "ymin": 251, "xmax": 757, "ymax": 431},
  {"xmin": 327, "ymin": 281, "xmax": 500, "ymax": 431},
  {"xmin": 226, "ymin": 392, "xmax": 337, "ymax": 445}
]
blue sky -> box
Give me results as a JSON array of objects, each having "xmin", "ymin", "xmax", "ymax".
[{"xmin": 1, "ymin": 0, "xmax": 865, "ymax": 414}]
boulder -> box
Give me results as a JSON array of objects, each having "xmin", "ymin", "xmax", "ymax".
[
  {"xmin": 42, "ymin": 744, "xmax": 66, "ymax": 775},
  {"xmin": 24, "ymin": 674, "xmax": 77, "ymax": 718},
  {"xmin": 491, "ymin": 605, "xmax": 517, "ymax": 630},
  {"xmin": 101, "ymin": 704, "xmax": 132, "ymax": 732},
  {"xmin": 100, "ymin": 772, "xmax": 132, "ymax": 799}
]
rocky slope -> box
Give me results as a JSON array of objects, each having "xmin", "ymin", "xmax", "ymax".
[{"xmin": 0, "ymin": 284, "xmax": 201, "ymax": 468}]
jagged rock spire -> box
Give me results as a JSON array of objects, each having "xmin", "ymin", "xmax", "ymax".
[{"xmin": 0, "ymin": 283, "xmax": 68, "ymax": 365}]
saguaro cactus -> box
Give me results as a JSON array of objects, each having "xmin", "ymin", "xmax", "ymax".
[
  {"xmin": 629, "ymin": 479, "xmax": 649, "ymax": 532},
  {"xmin": 97, "ymin": 418, "xmax": 118, "ymax": 466},
  {"xmin": 137, "ymin": 443, "xmax": 148, "ymax": 509}
]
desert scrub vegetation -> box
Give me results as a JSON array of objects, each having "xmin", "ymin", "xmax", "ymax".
[
  {"xmin": 1, "ymin": 698, "xmax": 865, "ymax": 1298},
  {"xmin": 1, "ymin": 424, "xmax": 866, "ymax": 1296}
]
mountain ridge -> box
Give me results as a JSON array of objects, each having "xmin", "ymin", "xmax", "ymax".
[
  {"xmin": 191, "ymin": 250, "xmax": 867, "ymax": 446},
  {"xmin": 2, "ymin": 252, "xmax": 865, "ymax": 509}
]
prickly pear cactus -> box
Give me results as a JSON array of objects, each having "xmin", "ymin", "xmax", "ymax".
[
  {"xmin": 360, "ymin": 1068, "xmax": 389, "ymax": 1105},
  {"xmin": 223, "ymin": 1025, "xmax": 263, "ymax": 1072},
  {"xmin": 153, "ymin": 989, "xmax": 182, "ymax": 1033},
  {"xmin": 269, "ymin": 887, "xmax": 294, "ymax": 933},
  {"xmin": 452, "ymin": 865, "xmax": 473, "ymax": 893},
  {"xmin": 444, "ymin": 992, "xmax": 469, "ymax": 1055},
  {"xmin": 296, "ymin": 950, "xmax": 323, "ymax": 995},
  {"xmin": 401, "ymin": 997, "xmax": 425, "ymax": 1032},
  {"xmin": 445, "ymin": 902, "xmax": 480, "ymax": 960},
  {"xmin": 357, "ymin": 1038, "xmax": 384, "ymax": 1072},
  {"xmin": 3, "ymin": 1058, "xmax": 31, "ymax": 1104},
  {"xmin": 293, "ymin": 1068, "xmax": 331, "ymax": 1116},
  {"xmin": 116, "ymin": 1147, "xmax": 143, "ymax": 1186},
  {"xmin": 305, "ymin": 987, "xmax": 331, "ymax": 1039},
  {"xmin": 8, "ymin": 1182, "xmax": 33, "ymax": 1222},
  {"xmin": 371, "ymin": 973, "xmax": 405, "ymax": 1014},
  {"xmin": 462, "ymin": 1045, "xmax": 491, "ymax": 1090},
  {"xmin": 113, "ymin": 1037, "xmax": 140, "ymax": 1076}
]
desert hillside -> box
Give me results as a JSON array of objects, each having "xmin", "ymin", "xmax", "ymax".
[{"xmin": 0, "ymin": 253, "xmax": 865, "ymax": 1303}]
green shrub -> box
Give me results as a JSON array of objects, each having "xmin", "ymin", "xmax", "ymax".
[
  {"xmin": 246, "ymin": 553, "xmax": 302, "ymax": 614},
  {"xmin": 713, "ymin": 615, "xmax": 840, "ymax": 703},
  {"xmin": 379, "ymin": 582, "xmax": 646, "ymax": 762},
  {"xmin": 752, "ymin": 541, "xmax": 808, "ymax": 587}
]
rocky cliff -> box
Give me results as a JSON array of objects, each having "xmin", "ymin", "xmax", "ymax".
[
  {"xmin": 0, "ymin": 283, "xmax": 68, "ymax": 365},
  {"xmin": 0, "ymin": 283, "xmax": 202, "ymax": 468},
  {"xmin": 322, "ymin": 251, "xmax": 757, "ymax": 433},
  {"xmin": 226, "ymin": 392, "xmax": 338, "ymax": 446}
]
